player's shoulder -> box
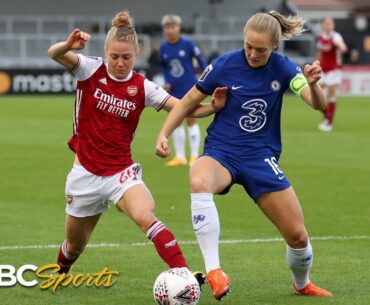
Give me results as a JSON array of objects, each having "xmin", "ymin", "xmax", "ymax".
[
  {"xmin": 180, "ymin": 37, "xmax": 194, "ymax": 45},
  {"xmin": 159, "ymin": 41, "xmax": 169, "ymax": 51},
  {"xmin": 130, "ymin": 70, "xmax": 146, "ymax": 83},
  {"xmin": 332, "ymin": 31, "xmax": 343, "ymax": 40},
  {"xmin": 73, "ymin": 54, "xmax": 104, "ymax": 81},
  {"xmin": 212, "ymin": 49, "xmax": 244, "ymax": 68},
  {"xmin": 271, "ymin": 52, "xmax": 301, "ymax": 80},
  {"xmin": 77, "ymin": 54, "xmax": 103, "ymax": 65},
  {"xmin": 272, "ymin": 52, "xmax": 298, "ymax": 68}
]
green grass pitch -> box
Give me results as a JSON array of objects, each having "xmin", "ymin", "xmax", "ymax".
[{"xmin": 0, "ymin": 95, "xmax": 369, "ymax": 305}]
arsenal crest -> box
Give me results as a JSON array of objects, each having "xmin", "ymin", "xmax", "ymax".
[{"xmin": 127, "ymin": 86, "xmax": 138, "ymax": 96}]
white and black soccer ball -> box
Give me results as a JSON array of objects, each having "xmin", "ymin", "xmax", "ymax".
[{"xmin": 153, "ymin": 267, "xmax": 201, "ymax": 305}]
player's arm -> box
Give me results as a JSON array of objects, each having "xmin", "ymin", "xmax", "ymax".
[
  {"xmin": 191, "ymin": 42, "xmax": 207, "ymax": 72},
  {"xmin": 158, "ymin": 47, "xmax": 172, "ymax": 92},
  {"xmin": 333, "ymin": 33, "xmax": 348, "ymax": 53},
  {"xmin": 48, "ymin": 29, "xmax": 90, "ymax": 70},
  {"xmin": 162, "ymin": 86, "xmax": 227, "ymax": 117},
  {"xmin": 295, "ymin": 61, "xmax": 326, "ymax": 110},
  {"xmin": 194, "ymin": 51, "xmax": 207, "ymax": 72},
  {"xmin": 156, "ymin": 86, "xmax": 227, "ymax": 157}
]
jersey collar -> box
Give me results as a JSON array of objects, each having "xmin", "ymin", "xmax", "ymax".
[
  {"xmin": 105, "ymin": 62, "xmax": 133, "ymax": 82},
  {"xmin": 322, "ymin": 32, "xmax": 334, "ymax": 39}
]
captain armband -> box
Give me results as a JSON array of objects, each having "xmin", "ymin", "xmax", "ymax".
[{"xmin": 289, "ymin": 74, "xmax": 309, "ymax": 97}]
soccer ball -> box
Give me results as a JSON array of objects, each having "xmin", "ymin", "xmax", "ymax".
[{"xmin": 153, "ymin": 267, "xmax": 201, "ymax": 305}]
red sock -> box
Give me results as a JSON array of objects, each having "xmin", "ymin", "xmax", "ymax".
[
  {"xmin": 57, "ymin": 240, "xmax": 79, "ymax": 274},
  {"xmin": 325, "ymin": 98, "xmax": 336, "ymax": 124},
  {"xmin": 147, "ymin": 221, "xmax": 188, "ymax": 268}
]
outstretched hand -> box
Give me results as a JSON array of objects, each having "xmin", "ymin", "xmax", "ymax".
[
  {"xmin": 211, "ymin": 87, "xmax": 228, "ymax": 111},
  {"xmin": 66, "ymin": 29, "xmax": 91, "ymax": 50},
  {"xmin": 155, "ymin": 135, "xmax": 171, "ymax": 158},
  {"xmin": 303, "ymin": 60, "xmax": 322, "ymax": 85}
]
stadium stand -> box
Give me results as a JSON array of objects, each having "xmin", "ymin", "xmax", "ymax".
[{"xmin": 0, "ymin": 0, "xmax": 368, "ymax": 67}]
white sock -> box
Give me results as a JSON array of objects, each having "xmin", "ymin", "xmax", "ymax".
[
  {"xmin": 286, "ymin": 240, "xmax": 313, "ymax": 289},
  {"xmin": 191, "ymin": 193, "xmax": 220, "ymax": 273},
  {"xmin": 172, "ymin": 126, "xmax": 186, "ymax": 159},
  {"xmin": 188, "ymin": 124, "xmax": 201, "ymax": 158}
]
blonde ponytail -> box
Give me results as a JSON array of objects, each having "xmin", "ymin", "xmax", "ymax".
[
  {"xmin": 244, "ymin": 11, "xmax": 306, "ymax": 46},
  {"xmin": 105, "ymin": 11, "xmax": 139, "ymax": 50}
]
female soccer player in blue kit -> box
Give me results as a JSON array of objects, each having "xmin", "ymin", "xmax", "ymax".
[
  {"xmin": 159, "ymin": 15, "xmax": 207, "ymax": 167},
  {"xmin": 156, "ymin": 11, "xmax": 332, "ymax": 301}
]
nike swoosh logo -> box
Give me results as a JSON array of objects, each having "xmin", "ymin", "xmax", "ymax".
[
  {"xmin": 278, "ymin": 176, "xmax": 285, "ymax": 180},
  {"xmin": 194, "ymin": 223, "xmax": 209, "ymax": 232},
  {"xmin": 231, "ymin": 85, "xmax": 244, "ymax": 90}
]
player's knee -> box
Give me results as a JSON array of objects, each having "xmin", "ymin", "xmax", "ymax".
[
  {"xmin": 190, "ymin": 176, "xmax": 210, "ymax": 193},
  {"xmin": 67, "ymin": 241, "xmax": 86, "ymax": 257},
  {"xmin": 287, "ymin": 230, "xmax": 308, "ymax": 249},
  {"xmin": 134, "ymin": 210, "xmax": 156, "ymax": 232}
]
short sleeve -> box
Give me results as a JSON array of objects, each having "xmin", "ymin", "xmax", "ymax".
[
  {"xmin": 144, "ymin": 79, "xmax": 171, "ymax": 111},
  {"xmin": 72, "ymin": 54, "xmax": 103, "ymax": 81},
  {"xmin": 332, "ymin": 32, "xmax": 344, "ymax": 46},
  {"xmin": 188, "ymin": 40, "xmax": 201, "ymax": 57},
  {"xmin": 195, "ymin": 62, "xmax": 220, "ymax": 95},
  {"xmin": 282, "ymin": 57, "xmax": 303, "ymax": 89},
  {"xmin": 281, "ymin": 57, "xmax": 308, "ymax": 96}
]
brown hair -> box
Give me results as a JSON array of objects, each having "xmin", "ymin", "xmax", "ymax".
[
  {"xmin": 244, "ymin": 11, "xmax": 306, "ymax": 46},
  {"xmin": 105, "ymin": 11, "xmax": 139, "ymax": 50}
]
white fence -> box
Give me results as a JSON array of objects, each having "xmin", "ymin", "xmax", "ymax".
[
  {"xmin": 0, "ymin": 15, "xmax": 316, "ymax": 68},
  {"xmin": 0, "ymin": 34, "xmax": 152, "ymax": 68},
  {"xmin": 0, "ymin": 33, "xmax": 316, "ymax": 68}
]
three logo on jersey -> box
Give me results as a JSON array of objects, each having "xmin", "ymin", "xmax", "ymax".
[
  {"xmin": 233, "ymin": 80, "xmax": 281, "ymax": 132},
  {"xmin": 94, "ymin": 84, "xmax": 138, "ymax": 118}
]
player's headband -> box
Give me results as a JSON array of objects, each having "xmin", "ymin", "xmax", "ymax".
[{"xmin": 268, "ymin": 13, "xmax": 279, "ymax": 21}]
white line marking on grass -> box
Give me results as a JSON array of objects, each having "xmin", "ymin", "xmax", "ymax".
[{"xmin": 0, "ymin": 236, "xmax": 368, "ymax": 251}]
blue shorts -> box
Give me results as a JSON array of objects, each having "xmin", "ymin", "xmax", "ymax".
[{"xmin": 203, "ymin": 149, "xmax": 291, "ymax": 202}]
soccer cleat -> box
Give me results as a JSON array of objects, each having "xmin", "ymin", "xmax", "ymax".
[
  {"xmin": 193, "ymin": 271, "xmax": 206, "ymax": 290},
  {"xmin": 318, "ymin": 120, "xmax": 333, "ymax": 132},
  {"xmin": 207, "ymin": 268, "xmax": 231, "ymax": 301},
  {"xmin": 293, "ymin": 282, "xmax": 333, "ymax": 297},
  {"xmin": 165, "ymin": 157, "xmax": 187, "ymax": 166},
  {"xmin": 189, "ymin": 156, "xmax": 197, "ymax": 167}
]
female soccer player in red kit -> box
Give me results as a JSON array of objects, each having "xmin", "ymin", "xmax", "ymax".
[
  {"xmin": 47, "ymin": 11, "xmax": 226, "ymax": 276},
  {"xmin": 317, "ymin": 16, "xmax": 347, "ymax": 131}
]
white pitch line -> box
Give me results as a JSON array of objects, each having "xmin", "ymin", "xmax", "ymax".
[{"xmin": 0, "ymin": 236, "xmax": 368, "ymax": 251}]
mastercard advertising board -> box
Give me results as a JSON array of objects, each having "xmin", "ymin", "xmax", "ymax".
[{"xmin": 0, "ymin": 69, "xmax": 77, "ymax": 94}]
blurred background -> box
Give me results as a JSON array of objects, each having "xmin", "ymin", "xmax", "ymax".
[{"xmin": 0, "ymin": 0, "xmax": 369, "ymax": 95}]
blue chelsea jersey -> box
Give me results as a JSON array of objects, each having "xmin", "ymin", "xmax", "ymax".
[
  {"xmin": 159, "ymin": 37, "xmax": 207, "ymax": 99},
  {"xmin": 196, "ymin": 49, "xmax": 302, "ymax": 157}
]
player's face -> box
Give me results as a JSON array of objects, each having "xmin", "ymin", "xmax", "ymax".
[
  {"xmin": 322, "ymin": 17, "xmax": 335, "ymax": 34},
  {"xmin": 163, "ymin": 24, "xmax": 181, "ymax": 42},
  {"xmin": 105, "ymin": 40, "xmax": 138, "ymax": 79},
  {"xmin": 244, "ymin": 30, "xmax": 274, "ymax": 68}
]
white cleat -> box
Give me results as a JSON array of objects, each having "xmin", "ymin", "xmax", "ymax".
[{"xmin": 318, "ymin": 120, "xmax": 333, "ymax": 132}]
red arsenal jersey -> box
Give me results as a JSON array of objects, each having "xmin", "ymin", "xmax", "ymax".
[
  {"xmin": 68, "ymin": 54, "xmax": 170, "ymax": 176},
  {"xmin": 317, "ymin": 31, "xmax": 344, "ymax": 72}
]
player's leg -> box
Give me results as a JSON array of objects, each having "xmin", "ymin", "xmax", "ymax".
[
  {"xmin": 116, "ymin": 183, "xmax": 188, "ymax": 268},
  {"xmin": 186, "ymin": 118, "xmax": 201, "ymax": 167},
  {"xmin": 318, "ymin": 79, "xmax": 330, "ymax": 130},
  {"xmin": 325, "ymin": 84, "xmax": 337, "ymax": 127},
  {"xmin": 57, "ymin": 214, "xmax": 101, "ymax": 274},
  {"xmin": 256, "ymin": 187, "xmax": 332, "ymax": 296},
  {"xmin": 190, "ymin": 156, "xmax": 233, "ymax": 300},
  {"xmin": 166, "ymin": 125, "xmax": 187, "ymax": 166},
  {"xmin": 58, "ymin": 163, "xmax": 107, "ymax": 274}
]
